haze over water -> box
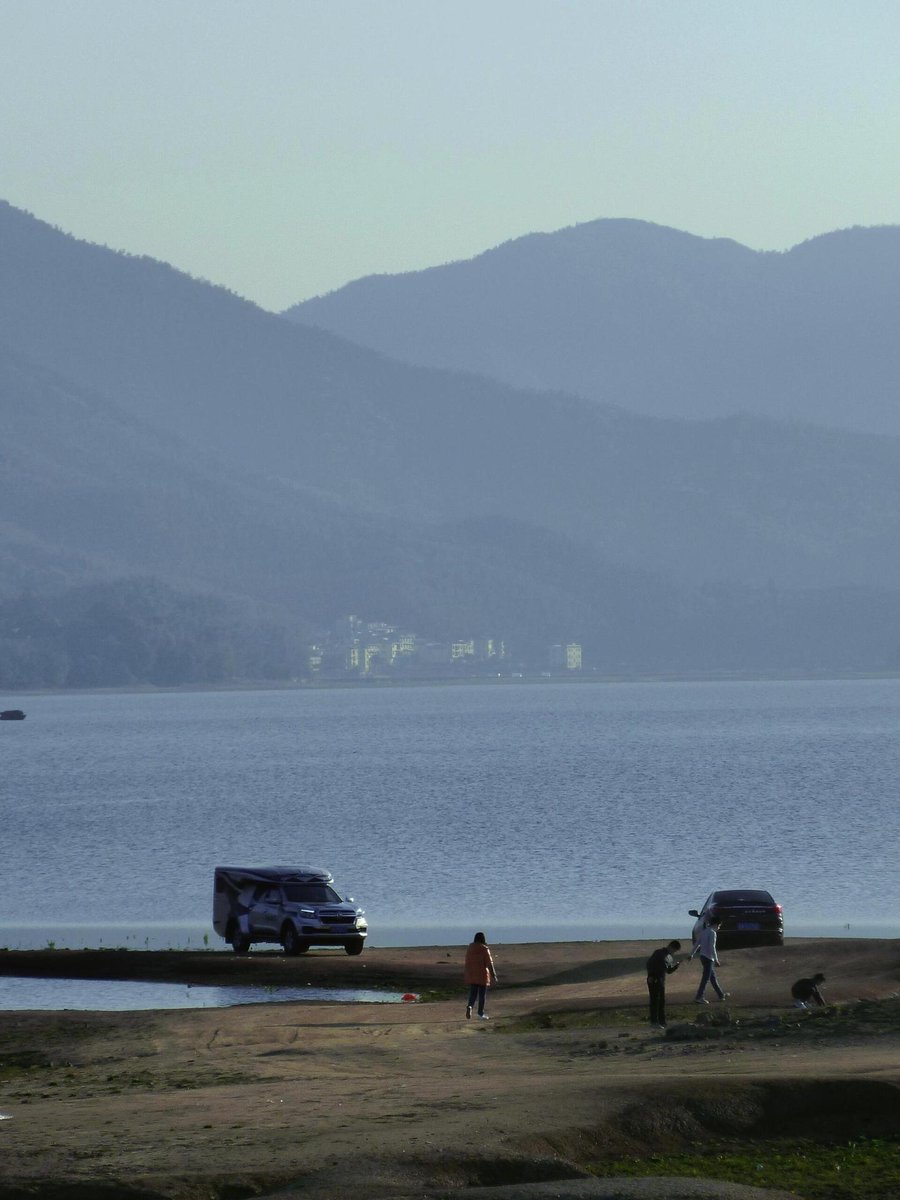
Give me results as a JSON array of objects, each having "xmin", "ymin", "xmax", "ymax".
[{"xmin": 2, "ymin": 679, "xmax": 897, "ymax": 950}]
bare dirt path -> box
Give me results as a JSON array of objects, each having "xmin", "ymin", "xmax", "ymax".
[{"xmin": 1, "ymin": 938, "xmax": 898, "ymax": 1199}]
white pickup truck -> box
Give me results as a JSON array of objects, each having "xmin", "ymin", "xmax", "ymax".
[{"xmin": 213, "ymin": 865, "xmax": 368, "ymax": 955}]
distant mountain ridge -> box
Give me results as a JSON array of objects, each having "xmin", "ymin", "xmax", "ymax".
[
  {"xmin": 4, "ymin": 199, "xmax": 900, "ymax": 681},
  {"xmin": 4, "ymin": 201, "xmax": 900, "ymax": 590},
  {"xmin": 284, "ymin": 218, "xmax": 900, "ymax": 436}
]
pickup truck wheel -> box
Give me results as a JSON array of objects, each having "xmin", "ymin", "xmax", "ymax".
[
  {"xmin": 345, "ymin": 938, "xmax": 365, "ymax": 956},
  {"xmin": 228, "ymin": 924, "xmax": 250, "ymax": 954},
  {"xmin": 281, "ymin": 924, "xmax": 309, "ymax": 956}
]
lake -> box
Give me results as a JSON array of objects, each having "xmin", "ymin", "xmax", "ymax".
[{"xmin": 1, "ymin": 679, "xmax": 897, "ymax": 950}]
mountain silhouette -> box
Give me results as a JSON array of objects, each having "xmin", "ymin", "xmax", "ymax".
[{"xmin": 285, "ymin": 218, "xmax": 900, "ymax": 435}]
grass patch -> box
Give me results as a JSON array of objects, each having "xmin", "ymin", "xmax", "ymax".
[
  {"xmin": 664, "ymin": 997, "xmax": 900, "ymax": 1043},
  {"xmin": 416, "ymin": 987, "xmax": 456, "ymax": 1003},
  {"xmin": 769, "ymin": 998, "xmax": 900, "ymax": 1039},
  {"xmin": 496, "ymin": 995, "xmax": 900, "ymax": 1046},
  {"xmin": 84, "ymin": 1065, "xmax": 256, "ymax": 1096},
  {"xmin": 0, "ymin": 1013, "xmax": 116, "ymax": 1050},
  {"xmin": 590, "ymin": 1137, "xmax": 900, "ymax": 1199}
]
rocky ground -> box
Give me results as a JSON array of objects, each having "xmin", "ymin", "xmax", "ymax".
[{"xmin": 0, "ymin": 937, "xmax": 898, "ymax": 1199}]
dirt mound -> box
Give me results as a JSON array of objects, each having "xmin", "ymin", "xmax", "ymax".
[
  {"xmin": 399, "ymin": 1181, "xmax": 797, "ymax": 1200},
  {"xmin": 617, "ymin": 1078, "xmax": 900, "ymax": 1146},
  {"xmin": 255, "ymin": 1163, "xmax": 796, "ymax": 1200},
  {"xmin": 523, "ymin": 1078, "xmax": 900, "ymax": 1159}
]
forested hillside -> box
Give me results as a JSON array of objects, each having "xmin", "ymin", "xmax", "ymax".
[{"xmin": 0, "ymin": 581, "xmax": 307, "ymax": 689}]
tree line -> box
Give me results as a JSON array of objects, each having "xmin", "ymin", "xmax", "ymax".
[{"xmin": 0, "ymin": 579, "xmax": 308, "ymax": 690}]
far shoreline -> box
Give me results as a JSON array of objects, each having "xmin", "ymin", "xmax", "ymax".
[
  {"xmin": 7, "ymin": 668, "xmax": 900, "ymax": 699},
  {"xmin": 1, "ymin": 920, "xmax": 893, "ymax": 955}
]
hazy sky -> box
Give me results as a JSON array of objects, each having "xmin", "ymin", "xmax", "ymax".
[{"xmin": 2, "ymin": 1, "xmax": 898, "ymax": 310}]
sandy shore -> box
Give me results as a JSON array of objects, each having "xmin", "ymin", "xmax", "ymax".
[{"xmin": 1, "ymin": 938, "xmax": 898, "ymax": 1199}]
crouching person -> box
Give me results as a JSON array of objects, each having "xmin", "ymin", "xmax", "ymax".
[{"xmin": 791, "ymin": 972, "xmax": 826, "ymax": 1010}]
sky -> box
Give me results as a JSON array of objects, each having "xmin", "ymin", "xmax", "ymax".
[{"xmin": 1, "ymin": 1, "xmax": 899, "ymax": 311}]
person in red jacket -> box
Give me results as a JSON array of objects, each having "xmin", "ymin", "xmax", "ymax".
[{"xmin": 464, "ymin": 931, "xmax": 498, "ymax": 1020}]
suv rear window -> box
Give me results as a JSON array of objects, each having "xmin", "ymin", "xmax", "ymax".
[
  {"xmin": 283, "ymin": 883, "xmax": 342, "ymax": 903},
  {"xmin": 714, "ymin": 890, "xmax": 774, "ymax": 905}
]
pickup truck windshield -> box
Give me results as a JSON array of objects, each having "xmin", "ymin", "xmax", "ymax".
[{"xmin": 283, "ymin": 884, "xmax": 342, "ymax": 903}]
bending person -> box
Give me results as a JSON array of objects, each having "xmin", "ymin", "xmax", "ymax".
[
  {"xmin": 791, "ymin": 972, "xmax": 826, "ymax": 1009},
  {"xmin": 646, "ymin": 939, "xmax": 681, "ymax": 1029}
]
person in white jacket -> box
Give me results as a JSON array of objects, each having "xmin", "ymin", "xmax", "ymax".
[{"xmin": 689, "ymin": 915, "xmax": 729, "ymax": 1003}]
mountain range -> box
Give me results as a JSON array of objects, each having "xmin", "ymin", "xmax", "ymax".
[
  {"xmin": 285, "ymin": 218, "xmax": 900, "ymax": 436},
  {"xmin": 3, "ymin": 200, "xmax": 900, "ymax": 685}
]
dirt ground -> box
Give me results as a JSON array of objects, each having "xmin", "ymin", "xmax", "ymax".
[{"xmin": 0, "ymin": 938, "xmax": 898, "ymax": 1200}]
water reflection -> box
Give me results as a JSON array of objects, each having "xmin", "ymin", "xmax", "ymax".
[{"xmin": 0, "ymin": 976, "xmax": 405, "ymax": 1011}]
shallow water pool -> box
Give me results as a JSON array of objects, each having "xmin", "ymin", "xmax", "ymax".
[{"xmin": 0, "ymin": 976, "xmax": 408, "ymax": 1011}]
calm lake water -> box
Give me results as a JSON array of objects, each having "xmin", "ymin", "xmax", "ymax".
[
  {"xmin": 1, "ymin": 679, "xmax": 898, "ymax": 950},
  {"xmin": 0, "ymin": 977, "xmax": 406, "ymax": 1010}
]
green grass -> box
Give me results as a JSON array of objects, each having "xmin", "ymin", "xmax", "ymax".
[
  {"xmin": 416, "ymin": 987, "xmax": 457, "ymax": 1003},
  {"xmin": 590, "ymin": 1138, "xmax": 900, "ymax": 1199}
]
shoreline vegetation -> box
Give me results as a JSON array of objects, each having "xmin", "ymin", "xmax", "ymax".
[{"xmin": 2, "ymin": 938, "xmax": 898, "ymax": 1199}]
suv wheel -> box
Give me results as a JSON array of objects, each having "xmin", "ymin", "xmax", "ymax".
[
  {"xmin": 344, "ymin": 938, "xmax": 365, "ymax": 956},
  {"xmin": 281, "ymin": 924, "xmax": 309, "ymax": 956}
]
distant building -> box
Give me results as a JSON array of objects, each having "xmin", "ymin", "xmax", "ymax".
[
  {"xmin": 451, "ymin": 639, "xmax": 475, "ymax": 659},
  {"xmin": 549, "ymin": 642, "xmax": 582, "ymax": 671},
  {"xmin": 392, "ymin": 633, "xmax": 418, "ymax": 659},
  {"xmin": 473, "ymin": 636, "xmax": 505, "ymax": 659},
  {"xmin": 364, "ymin": 643, "xmax": 388, "ymax": 674},
  {"xmin": 321, "ymin": 614, "xmax": 510, "ymax": 679}
]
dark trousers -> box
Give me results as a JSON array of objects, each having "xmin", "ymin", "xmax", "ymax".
[
  {"xmin": 467, "ymin": 983, "xmax": 487, "ymax": 1015},
  {"xmin": 647, "ymin": 975, "xmax": 666, "ymax": 1025}
]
